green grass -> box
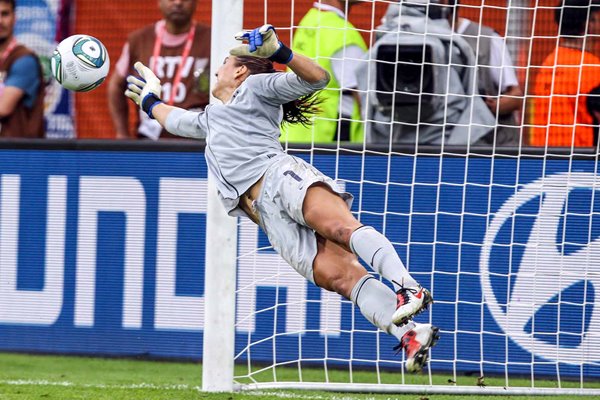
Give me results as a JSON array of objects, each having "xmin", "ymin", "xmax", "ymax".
[{"xmin": 0, "ymin": 353, "xmax": 598, "ymax": 399}]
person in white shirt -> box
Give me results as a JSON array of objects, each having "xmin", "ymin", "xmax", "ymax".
[{"xmin": 447, "ymin": 0, "xmax": 524, "ymax": 145}]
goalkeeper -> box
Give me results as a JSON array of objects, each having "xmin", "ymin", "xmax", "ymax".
[{"xmin": 125, "ymin": 24, "xmax": 439, "ymax": 372}]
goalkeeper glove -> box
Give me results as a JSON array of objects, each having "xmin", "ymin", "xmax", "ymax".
[
  {"xmin": 125, "ymin": 61, "xmax": 163, "ymax": 119},
  {"xmin": 230, "ymin": 24, "xmax": 293, "ymax": 64}
]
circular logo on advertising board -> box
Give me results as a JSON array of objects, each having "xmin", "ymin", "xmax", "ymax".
[{"xmin": 480, "ymin": 173, "xmax": 600, "ymax": 364}]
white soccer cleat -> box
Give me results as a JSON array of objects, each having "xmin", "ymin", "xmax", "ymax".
[
  {"xmin": 397, "ymin": 323, "xmax": 440, "ymax": 373},
  {"xmin": 391, "ymin": 285, "xmax": 433, "ymax": 326}
]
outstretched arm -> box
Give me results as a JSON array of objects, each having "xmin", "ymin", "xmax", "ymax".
[
  {"xmin": 124, "ymin": 62, "xmax": 206, "ymax": 139},
  {"xmin": 123, "ymin": 62, "xmax": 175, "ymax": 128},
  {"xmin": 148, "ymin": 103, "xmax": 177, "ymax": 128},
  {"xmin": 230, "ymin": 24, "xmax": 329, "ymax": 85},
  {"xmin": 287, "ymin": 53, "xmax": 329, "ymax": 85}
]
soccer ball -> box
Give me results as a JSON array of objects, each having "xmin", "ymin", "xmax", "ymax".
[{"xmin": 51, "ymin": 34, "xmax": 109, "ymax": 92}]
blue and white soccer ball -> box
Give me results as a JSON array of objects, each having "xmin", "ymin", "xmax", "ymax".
[{"xmin": 51, "ymin": 34, "xmax": 110, "ymax": 92}]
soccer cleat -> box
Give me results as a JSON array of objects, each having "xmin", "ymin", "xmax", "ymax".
[
  {"xmin": 391, "ymin": 284, "xmax": 433, "ymax": 326},
  {"xmin": 395, "ymin": 323, "xmax": 440, "ymax": 373}
]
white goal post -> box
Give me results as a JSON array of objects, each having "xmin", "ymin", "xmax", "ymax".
[
  {"xmin": 203, "ymin": 0, "xmax": 600, "ymax": 396},
  {"xmin": 202, "ymin": 0, "xmax": 243, "ymax": 392}
]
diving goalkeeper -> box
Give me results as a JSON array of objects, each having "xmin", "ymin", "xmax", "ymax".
[{"xmin": 124, "ymin": 24, "xmax": 439, "ymax": 372}]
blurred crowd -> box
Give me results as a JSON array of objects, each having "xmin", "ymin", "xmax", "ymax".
[{"xmin": 1, "ymin": 0, "xmax": 599, "ymax": 148}]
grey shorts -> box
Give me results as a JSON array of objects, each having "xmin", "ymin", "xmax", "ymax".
[{"xmin": 254, "ymin": 155, "xmax": 353, "ymax": 283}]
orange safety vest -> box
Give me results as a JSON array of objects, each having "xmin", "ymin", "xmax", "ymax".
[{"xmin": 530, "ymin": 46, "xmax": 600, "ymax": 147}]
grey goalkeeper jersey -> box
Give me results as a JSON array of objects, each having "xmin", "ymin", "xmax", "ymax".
[{"xmin": 165, "ymin": 71, "xmax": 328, "ymax": 215}]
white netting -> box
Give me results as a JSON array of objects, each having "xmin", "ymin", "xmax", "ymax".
[{"xmin": 220, "ymin": 0, "xmax": 600, "ymax": 395}]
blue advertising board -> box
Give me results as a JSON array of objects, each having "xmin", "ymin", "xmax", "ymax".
[{"xmin": 0, "ymin": 148, "xmax": 598, "ymax": 379}]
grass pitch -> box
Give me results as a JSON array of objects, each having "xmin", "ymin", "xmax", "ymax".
[{"xmin": 0, "ymin": 353, "xmax": 598, "ymax": 399}]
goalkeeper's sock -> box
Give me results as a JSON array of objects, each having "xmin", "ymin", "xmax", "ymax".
[
  {"xmin": 349, "ymin": 226, "xmax": 418, "ymax": 291},
  {"xmin": 350, "ymin": 274, "xmax": 415, "ymax": 342}
]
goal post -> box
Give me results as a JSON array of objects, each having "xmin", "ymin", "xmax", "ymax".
[
  {"xmin": 201, "ymin": 0, "xmax": 243, "ymax": 392},
  {"xmin": 203, "ymin": 0, "xmax": 600, "ymax": 396}
]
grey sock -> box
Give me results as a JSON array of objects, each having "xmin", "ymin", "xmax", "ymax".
[
  {"xmin": 349, "ymin": 226, "xmax": 418, "ymax": 291},
  {"xmin": 350, "ymin": 274, "xmax": 415, "ymax": 341}
]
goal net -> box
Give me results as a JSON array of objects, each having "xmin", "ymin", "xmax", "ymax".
[{"xmin": 205, "ymin": 0, "xmax": 600, "ymax": 396}]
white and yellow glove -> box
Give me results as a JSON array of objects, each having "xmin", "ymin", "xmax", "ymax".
[
  {"xmin": 125, "ymin": 61, "xmax": 163, "ymax": 119},
  {"xmin": 230, "ymin": 24, "xmax": 293, "ymax": 64}
]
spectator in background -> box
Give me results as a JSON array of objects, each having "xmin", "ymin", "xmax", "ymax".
[
  {"xmin": 586, "ymin": 85, "xmax": 600, "ymax": 145},
  {"xmin": 108, "ymin": 0, "xmax": 210, "ymax": 140},
  {"xmin": 530, "ymin": 0, "xmax": 600, "ymax": 147},
  {"xmin": 446, "ymin": 0, "xmax": 524, "ymax": 146},
  {"xmin": 281, "ymin": 0, "xmax": 367, "ymax": 143},
  {"xmin": 0, "ymin": 0, "xmax": 45, "ymax": 138}
]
